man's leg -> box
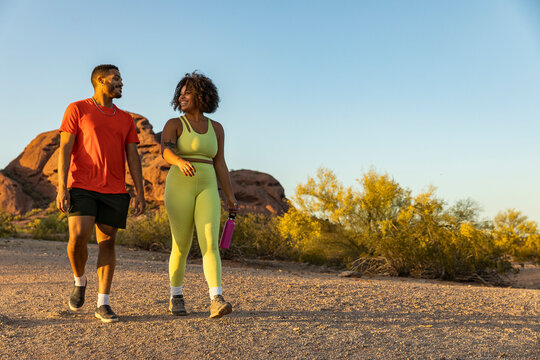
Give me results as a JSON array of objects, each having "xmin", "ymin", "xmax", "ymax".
[
  {"xmin": 95, "ymin": 222, "xmax": 118, "ymax": 294},
  {"xmin": 94, "ymin": 222, "xmax": 119, "ymax": 323},
  {"xmin": 67, "ymin": 216, "xmax": 95, "ymax": 276},
  {"xmin": 67, "ymin": 215, "xmax": 95, "ymax": 311}
]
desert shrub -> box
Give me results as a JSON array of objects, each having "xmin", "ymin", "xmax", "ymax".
[
  {"xmin": 278, "ymin": 206, "xmax": 358, "ymax": 266},
  {"xmin": 117, "ymin": 206, "xmax": 294, "ymax": 261},
  {"xmin": 493, "ymin": 209, "xmax": 540, "ymax": 263},
  {"xmin": 0, "ymin": 212, "xmax": 16, "ymax": 237},
  {"xmin": 46, "ymin": 201, "xmax": 59, "ymax": 213},
  {"xmin": 282, "ymin": 167, "xmax": 513, "ymax": 281},
  {"xmin": 279, "ymin": 168, "xmax": 412, "ymax": 268},
  {"xmin": 25, "ymin": 208, "xmax": 42, "ymax": 217},
  {"xmin": 446, "ymin": 198, "xmax": 482, "ymax": 224},
  {"xmin": 223, "ymin": 212, "xmax": 296, "ymax": 260},
  {"xmin": 516, "ymin": 234, "xmax": 540, "ymax": 264},
  {"xmin": 377, "ymin": 192, "xmax": 511, "ymax": 280},
  {"xmin": 278, "ymin": 206, "xmax": 325, "ymax": 264},
  {"xmin": 30, "ymin": 212, "xmax": 68, "ymax": 240},
  {"xmin": 278, "ymin": 168, "xmax": 381, "ymax": 266},
  {"xmin": 117, "ymin": 207, "xmax": 172, "ymax": 251}
]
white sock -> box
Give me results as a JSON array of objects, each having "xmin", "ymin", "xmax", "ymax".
[
  {"xmin": 97, "ymin": 293, "xmax": 109, "ymax": 307},
  {"xmin": 209, "ymin": 287, "xmax": 222, "ymax": 300},
  {"xmin": 74, "ymin": 275, "xmax": 86, "ymax": 287},
  {"xmin": 170, "ymin": 285, "xmax": 183, "ymax": 298}
]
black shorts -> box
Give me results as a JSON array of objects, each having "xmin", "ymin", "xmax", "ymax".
[{"xmin": 68, "ymin": 188, "xmax": 131, "ymax": 229}]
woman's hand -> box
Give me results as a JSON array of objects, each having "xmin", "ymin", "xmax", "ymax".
[
  {"xmin": 177, "ymin": 158, "xmax": 196, "ymax": 177},
  {"xmin": 227, "ymin": 198, "xmax": 238, "ymax": 214}
]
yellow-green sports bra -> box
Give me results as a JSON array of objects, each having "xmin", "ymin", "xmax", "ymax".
[{"xmin": 176, "ymin": 116, "xmax": 218, "ymax": 162}]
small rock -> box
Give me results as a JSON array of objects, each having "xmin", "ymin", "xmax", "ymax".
[{"xmin": 338, "ymin": 271, "xmax": 362, "ymax": 278}]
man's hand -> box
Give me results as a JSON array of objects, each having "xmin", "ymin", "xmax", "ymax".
[
  {"xmin": 56, "ymin": 188, "xmax": 70, "ymax": 213},
  {"xmin": 125, "ymin": 142, "xmax": 145, "ymax": 216},
  {"xmin": 132, "ymin": 193, "xmax": 145, "ymax": 216},
  {"xmin": 57, "ymin": 132, "xmax": 75, "ymax": 213}
]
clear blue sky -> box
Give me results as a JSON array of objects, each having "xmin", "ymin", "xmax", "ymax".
[{"xmin": 1, "ymin": 0, "xmax": 539, "ymax": 223}]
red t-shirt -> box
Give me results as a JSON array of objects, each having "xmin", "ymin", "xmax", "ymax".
[{"xmin": 59, "ymin": 98, "xmax": 140, "ymax": 194}]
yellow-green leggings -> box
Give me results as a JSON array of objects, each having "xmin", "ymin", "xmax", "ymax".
[{"xmin": 164, "ymin": 163, "xmax": 222, "ymax": 288}]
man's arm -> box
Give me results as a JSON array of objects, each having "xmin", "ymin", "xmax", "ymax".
[
  {"xmin": 126, "ymin": 142, "xmax": 145, "ymax": 216},
  {"xmin": 56, "ymin": 132, "xmax": 75, "ymax": 213}
]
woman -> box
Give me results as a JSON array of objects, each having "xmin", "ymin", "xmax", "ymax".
[{"xmin": 161, "ymin": 71, "xmax": 237, "ymax": 318}]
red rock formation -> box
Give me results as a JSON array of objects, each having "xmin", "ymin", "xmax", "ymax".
[
  {"xmin": 0, "ymin": 113, "xmax": 288, "ymax": 216},
  {"xmin": 4, "ymin": 130, "xmax": 59, "ymax": 208},
  {"xmin": 229, "ymin": 170, "xmax": 289, "ymax": 215},
  {"xmin": 0, "ymin": 172, "xmax": 33, "ymax": 215}
]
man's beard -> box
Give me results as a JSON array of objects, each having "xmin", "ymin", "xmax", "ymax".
[{"xmin": 107, "ymin": 84, "xmax": 122, "ymax": 98}]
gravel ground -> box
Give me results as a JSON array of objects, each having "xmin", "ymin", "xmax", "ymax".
[{"xmin": 0, "ymin": 238, "xmax": 538, "ymax": 360}]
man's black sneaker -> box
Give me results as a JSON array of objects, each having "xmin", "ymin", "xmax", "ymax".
[
  {"xmin": 94, "ymin": 305, "xmax": 119, "ymax": 323},
  {"xmin": 68, "ymin": 283, "xmax": 86, "ymax": 311},
  {"xmin": 169, "ymin": 295, "xmax": 187, "ymax": 316}
]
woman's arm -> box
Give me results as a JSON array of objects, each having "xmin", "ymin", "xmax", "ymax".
[
  {"xmin": 212, "ymin": 121, "xmax": 237, "ymax": 212},
  {"xmin": 161, "ymin": 118, "xmax": 196, "ymax": 177}
]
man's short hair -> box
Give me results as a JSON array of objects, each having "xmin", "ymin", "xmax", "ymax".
[{"xmin": 91, "ymin": 64, "xmax": 119, "ymax": 88}]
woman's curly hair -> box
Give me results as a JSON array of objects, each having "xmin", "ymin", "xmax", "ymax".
[{"xmin": 171, "ymin": 71, "xmax": 220, "ymax": 113}]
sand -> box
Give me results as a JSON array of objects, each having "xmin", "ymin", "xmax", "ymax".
[{"xmin": 0, "ymin": 238, "xmax": 538, "ymax": 359}]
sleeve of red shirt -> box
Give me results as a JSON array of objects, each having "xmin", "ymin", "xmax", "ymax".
[
  {"xmin": 59, "ymin": 102, "xmax": 80, "ymax": 135},
  {"xmin": 126, "ymin": 115, "xmax": 140, "ymax": 144}
]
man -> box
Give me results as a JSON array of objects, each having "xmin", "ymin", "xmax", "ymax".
[{"xmin": 56, "ymin": 64, "xmax": 145, "ymax": 323}]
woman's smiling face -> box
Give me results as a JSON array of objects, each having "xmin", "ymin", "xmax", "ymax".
[{"xmin": 179, "ymin": 85, "xmax": 197, "ymax": 112}]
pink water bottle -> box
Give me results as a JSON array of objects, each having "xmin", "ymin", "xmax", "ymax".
[{"xmin": 219, "ymin": 212, "xmax": 236, "ymax": 249}]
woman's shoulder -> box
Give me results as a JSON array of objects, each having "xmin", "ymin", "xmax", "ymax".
[
  {"xmin": 162, "ymin": 117, "xmax": 184, "ymax": 136},
  {"xmin": 209, "ymin": 119, "xmax": 224, "ymax": 138},
  {"xmin": 164, "ymin": 117, "xmax": 182, "ymax": 129},
  {"xmin": 209, "ymin": 119, "xmax": 223, "ymax": 131},
  {"xmin": 166, "ymin": 117, "xmax": 182, "ymax": 124}
]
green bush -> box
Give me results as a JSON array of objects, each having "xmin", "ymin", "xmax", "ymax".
[
  {"xmin": 493, "ymin": 209, "xmax": 540, "ymax": 264},
  {"xmin": 30, "ymin": 212, "xmax": 68, "ymax": 240},
  {"xmin": 0, "ymin": 212, "xmax": 16, "ymax": 237},
  {"xmin": 222, "ymin": 212, "xmax": 296, "ymax": 260},
  {"xmin": 278, "ymin": 207, "xmax": 353, "ymax": 266},
  {"xmin": 376, "ymin": 194, "xmax": 511, "ymax": 280},
  {"xmin": 25, "ymin": 208, "xmax": 42, "ymax": 217},
  {"xmin": 117, "ymin": 206, "xmax": 172, "ymax": 251},
  {"xmin": 281, "ymin": 167, "xmax": 514, "ymax": 282},
  {"xmin": 117, "ymin": 206, "xmax": 297, "ymax": 262}
]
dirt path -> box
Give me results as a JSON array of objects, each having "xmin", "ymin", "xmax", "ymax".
[{"xmin": 0, "ymin": 238, "xmax": 538, "ymax": 359}]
